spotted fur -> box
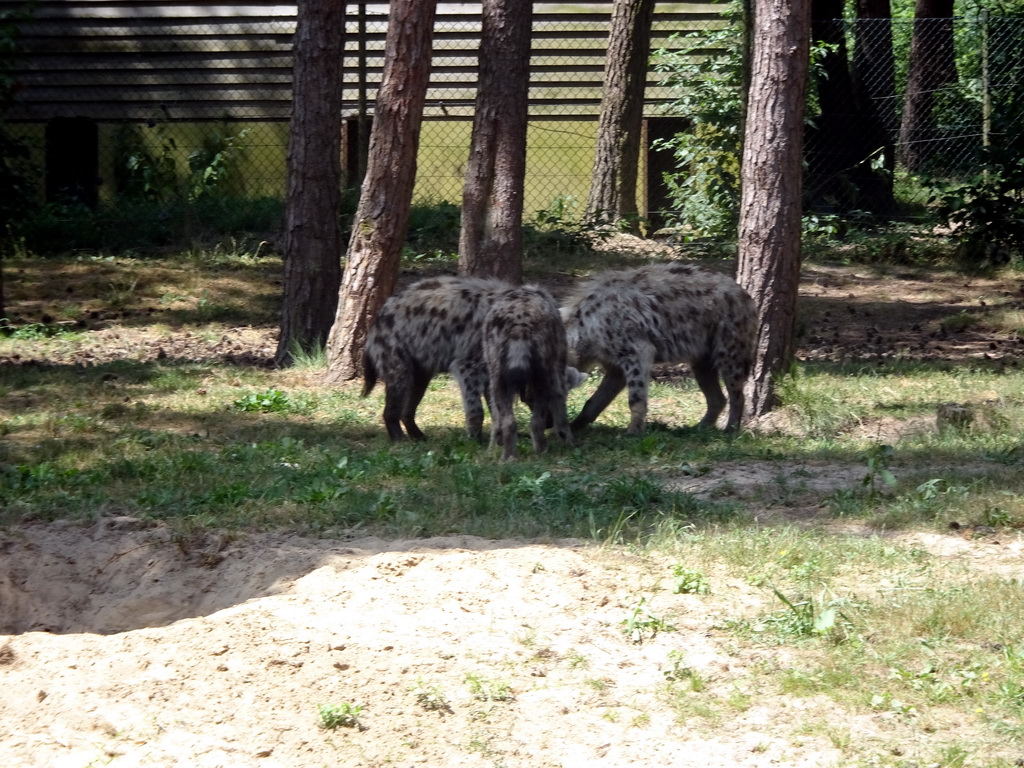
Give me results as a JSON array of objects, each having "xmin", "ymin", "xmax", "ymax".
[
  {"xmin": 560, "ymin": 262, "xmax": 756, "ymax": 434},
  {"xmin": 362, "ymin": 276, "xmax": 510, "ymax": 441},
  {"xmin": 483, "ymin": 285, "xmax": 584, "ymax": 461}
]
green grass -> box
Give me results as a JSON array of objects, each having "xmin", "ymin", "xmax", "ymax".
[{"xmin": 2, "ymin": 350, "xmax": 1023, "ymax": 539}]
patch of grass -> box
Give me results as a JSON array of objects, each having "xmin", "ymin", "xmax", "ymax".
[
  {"xmin": 659, "ymin": 678, "xmax": 722, "ymax": 725},
  {"xmin": 0, "ymin": 252, "xmax": 282, "ymax": 331},
  {"xmin": 662, "ymin": 650, "xmax": 706, "ymax": 691},
  {"xmin": 287, "ymin": 340, "xmax": 328, "ymax": 371},
  {"xmin": 413, "ymin": 680, "xmax": 452, "ymax": 713},
  {"xmin": 621, "ymin": 597, "xmax": 675, "ymax": 644},
  {"xmin": 464, "ymin": 673, "xmax": 515, "ymax": 703},
  {"xmin": 989, "ymin": 307, "xmax": 1024, "ymax": 336},
  {"xmin": 317, "ymin": 702, "xmax": 364, "ymax": 730},
  {"xmin": 940, "ymin": 310, "xmax": 982, "ymax": 333},
  {"xmin": 585, "ymin": 677, "xmax": 612, "ymax": 692},
  {"xmin": 726, "ymin": 583, "xmax": 853, "ymax": 643},
  {"xmin": 566, "ymin": 649, "xmax": 590, "ymax": 670},
  {"xmin": 19, "ymin": 197, "xmax": 284, "ymax": 255},
  {"xmin": 716, "ymin": 554, "xmax": 1024, "ymax": 753},
  {"xmin": 232, "ymin": 388, "xmax": 292, "ymax": 413},
  {"xmin": 671, "ymin": 565, "xmax": 710, "ymax": 595},
  {"xmin": 1, "ymin": 322, "xmax": 79, "ymax": 341}
]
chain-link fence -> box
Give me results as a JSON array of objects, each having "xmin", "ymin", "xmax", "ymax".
[
  {"xmin": 4, "ymin": 3, "xmax": 1022, "ymax": 236},
  {"xmin": 804, "ymin": 15, "xmax": 1024, "ymax": 220},
  {"xmin": 4, "ymin": 4, "xmax": 719, "ymax": 223}
]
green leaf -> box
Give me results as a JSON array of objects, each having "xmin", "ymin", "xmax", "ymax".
[{"xmin": 813, "ymin": 607, "xmax": 836, "ymax": 634}]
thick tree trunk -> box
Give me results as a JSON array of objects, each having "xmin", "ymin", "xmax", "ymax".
[
  {"xmin": 736, "ymin": 0, "xmax": 811, "ymax": 420},
  {"xmin": 274, "ymin": 0, "xmax": 346, "ymax": 367},
  {"xmin": 584, "ymin": 0, "xmax": 656, "ymax": 229},
  {"xmin": 805, "ymin": 0, "xmax": 892, "ymax": 215},
  {"xmin": 811, "ymin": 0, "xmax": 851, "ymax": 117},
  {"xmin": 324, "ymin": 0, "xmax": 437, "ymax": 383},
  {"xmin": 899, "ymin": 0, "xmax": 956, "ymax": 171},
  {"xmin": 457, "ymin": 0, "xmax": 532, "ymax": 282}
]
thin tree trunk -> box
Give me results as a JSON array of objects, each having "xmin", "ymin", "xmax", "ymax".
[
  {"xmin": 899, "ymin": 0, "xmax": 956, "ymax": 171},
  {"xmin": 853, "ymin": 0, "xmax": 895, "ymax": 131},
  {"xmin": 458, "ymin": 0, "xmax": 532, "ymax": 282},
  {"xmin": 584, "ymin": 0, "xmax": 656, "ymax": 229},
  {"xmin": 324, "ymin": 0, "xmax": 438, "ymax": 384},
  {"xmin": 275, "ymin": 0, "xmax": 346, "ymax": 367},
  {"xmin": 736, "ymin": 0, "xmax": 811, "ymax": 419},
  {"xmin": 853, "ymin": 0, "xmax": 896, "ymax": 202}
]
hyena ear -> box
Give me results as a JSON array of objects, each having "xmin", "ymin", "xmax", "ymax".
[{"xmin": 565, "ymin": 366, "xmax": 588, "ymax": 390}]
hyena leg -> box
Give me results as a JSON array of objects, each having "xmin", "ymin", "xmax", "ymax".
[
  {"xmin": 453, "ymin": 364, "xmax": 488, "ymax": 442},
  {"xmin": 721, "ymin": 367, "xmax": 747, "ymax": 432},
  {"xmin": 691, "ymin": 355, "xmax": 727, "ymax": 429},
  {"xmin": 383, "ymin": 380, "xmax": 410, "ymax": 441},
  {"xmin": 571, "ymin": 366, "xmax": 626, "ymax": 431},
  {"xmin": 548, "ymin": 389, "xmax": 574, "ymax": 448},
  {"xmin": 528, "ymin": 397, "xmax": 549, "ymax": 456},
  {"xmin": 400, "ymin": 367, "xmax": 432, "ymax": 441},
  {"xmin": 491, "ymin": 383, "xmax": 519, "ymax": 461},
  {"xmin": 623, "ymin": 346, "xmax": 655, "ymax": 435}
]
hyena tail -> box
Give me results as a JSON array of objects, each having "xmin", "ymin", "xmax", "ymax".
[
  {"xmin": 502, "ymin": 338, "xmax": 543, "ymax": 400},
  {"xmin": 361, "ymin": 350, "xmax": 378, "ymax": 398}
]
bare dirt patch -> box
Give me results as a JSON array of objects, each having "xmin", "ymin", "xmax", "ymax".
[
  {"xmin": 0, "ymin": 521, "xmax": 809, "ymax": 768},
  {"xmin": 3, "ymin": 518, "xmax": 1023, "ymax": 768}
]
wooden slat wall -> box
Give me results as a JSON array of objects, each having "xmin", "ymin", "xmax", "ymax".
[{"xmin": 3, "ymin": 0, "xmax": 728, "ymax": 123}]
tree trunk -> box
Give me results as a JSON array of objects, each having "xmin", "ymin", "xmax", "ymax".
[
  {"xmin": 457, "ymin": 0, "xmax": 532, "ymax": 282},
  {"xmin": 324, "ymin": 0, "xmax": 438, "ymax": 384},
  {"xmin": 274, "ymin": 0, "xmax": 346, "ymax": 367},
  {"xmin": 852, "ymin": 0, "xmax": 896, "ymax": 200},
  {"xmin": 853, "ymin": 0, "xmax": 895, "ymax": 129},
  {"xmin": 736, "ymin": 0, "xmax": 811, "ymax": 420},
  {"xmin": 804, "ymin": 0, "xmax": 892, "ymax": 215},
  {"xmin": 899, "ymin": 0, "xmax": 956, "ymax": 171},
  {"xmin": 804, "ymin": 0, "xmax": 852, "ymax": 207},
  {"xmin": 584, "ymin": 0, "xmax": 656, "ymax": 230}
]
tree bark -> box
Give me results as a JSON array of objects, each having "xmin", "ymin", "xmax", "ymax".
[
  {"xmin": 275, "ymin": 0, "xmax": 346, "ymax": 367},
  {"xmin": 804, "ymin": 0, "xmax": 892, "ymax": 215},
  {"xmin": 853, "ymin": 0, "xmax": 895, "ymax": 129},
  {"xmin": 324, "ymin": 0, "xmax": 438, "ymax": 383},
  {"xmin": 457, "ymin": 0, "xmax": 532, "ymax": 282},
  {"xmin": 804, "ymin": 0, "xmax": 852, "ymax": 206},
  {"xmin": 584, "ymin": 0, "xmax": 656, "ymax": 229},
  {"xmin": 898, "ymin": 0, "xmax": 956, "ymax": 171},
  {"xmin": 852, "ymin": 0, "xmax": 896, "ymax": 197},
  {"xmin": 736, "ymin": 0, "xmax": 811, "ymax": 420}
]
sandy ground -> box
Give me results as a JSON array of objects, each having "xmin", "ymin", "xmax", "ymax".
[
  {"xmin": 3, "ymin": 513, "xmax": 1024, "ymax": 768},
  {"xmin": 0, "ymin": 519, "xmax": 802, "ymax": 768}
]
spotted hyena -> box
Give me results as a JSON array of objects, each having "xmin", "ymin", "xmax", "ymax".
[
  {"xmin": 362, "ymin": 275, "xmax": 510, "ymax": 441},
  {"xmin": 483, "ymin": 285, "xmax": 586, "ymax": 461},
  {"xmin": 560, "ymin": 262, "xmax": 756, "ymax": 434}
]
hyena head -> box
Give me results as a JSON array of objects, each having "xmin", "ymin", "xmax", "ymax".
[
  {"xmin": 560, "ymin": 262, "xmax": 755, "ymax": 434},
  {"xmin": 565, "ymin": 366, "xmax": 588, "ymax": 390},
  {"xmin": 483, "ymin": 284, "xmax": 580, "ymax": 460},
  {"xmin": 363, "ymin": 275, "xmax": 510, "ymax": 442}
]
